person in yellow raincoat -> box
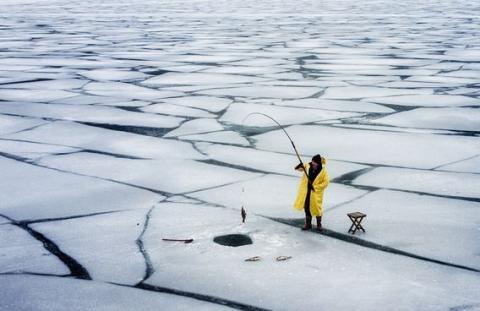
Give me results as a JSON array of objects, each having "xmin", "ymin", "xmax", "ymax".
[{"xmin": 294, "ymin": 154, "xmax": 329, "ymax": 231}]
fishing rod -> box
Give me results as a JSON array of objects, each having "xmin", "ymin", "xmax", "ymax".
[{"xmin": 242, "ymin": 112, "xmax": 315, "ymax": 191}]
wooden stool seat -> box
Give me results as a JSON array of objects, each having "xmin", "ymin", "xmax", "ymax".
[{"xmin": 347, "ymin": 212, "xmax": 366, "ymax": 234}]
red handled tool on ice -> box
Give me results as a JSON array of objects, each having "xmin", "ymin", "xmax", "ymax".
[
  {"xmin": 242, "ymin": 112, "xmax": 314, "ymax": 191},
  {"xmin": 162, "ymin": 238, "xmax": 194, "ymax": 243}
]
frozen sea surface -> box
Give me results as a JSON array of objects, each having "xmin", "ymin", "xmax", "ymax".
[{"xmin": 1, "ymin": 0, "xmax": 479, "ymax": 310}]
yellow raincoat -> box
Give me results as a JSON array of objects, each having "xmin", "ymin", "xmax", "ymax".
[{"xmin": 293, "ymin": 157, "xmax": 329, "ymax": 216}]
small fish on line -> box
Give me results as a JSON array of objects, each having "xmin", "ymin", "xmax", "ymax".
[
  {"xmin": 241, "ymin": 206, "xmax": 247, "ymax": 223},
  {"xmin": 245, "ymin": 256, "xmax": 261, "ymax": 262}
]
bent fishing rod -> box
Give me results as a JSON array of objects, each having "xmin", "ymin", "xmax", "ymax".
[{"xmin": 242, "ymin": 112, "xmax": 315, "ymax": 191}]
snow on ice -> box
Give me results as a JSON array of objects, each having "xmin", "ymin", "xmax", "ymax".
[{"xmin": 1, "ymin": 0, "xmax": 480, "ymax": 309}]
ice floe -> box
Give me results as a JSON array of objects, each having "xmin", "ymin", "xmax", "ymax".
[
  {"xmin": 5, "ymin": 121, "xmax": 206, "ymax": 160},
  {"xmin": 0, "ymin": 79, "xmax": 87, "ymax": 90},
  {"xmin": 364, "ymin": 95, "xmax": 480, "ymax": 107},
  {"xmin": 0, "ymin": 139, "xmax": 78, "ymax": 160},
  {"xmin": 0, "ymin": 275, "xmax": 231, "ymax": 311},
  {"xmin": 180, "ymin": 131, "xmax": 250, "ymax": 146},
  {"xmin": 79, "ymin": 69, "xmax": 148, "ymax": 81},
  {"xmin": 275, "ymin": 98, "xmax": 395, "ymax": 113},
  {"xmin": 436, "ymin": 155, "xmax": 480, "ymax": 174},
  {"xmin": 0, "ymin": 102, "xmax": 184, "ymax": 128},
  {"xmin": 371, "ymin": 107, "xmax": 480, "ymax": 131},
  {"xmin": 0, "ymin": 114, "xmax": 46, "ymax": 136},
  {"xmin": 52, "ymin": 95, "xmax": 128, "ymax": 106},
  {"xmin": 39, "ymin": 152, "xmax": 261, "ymax": 194},
  {"xmin": 141, "ymin": 103, "xmax": 215, "ymax": 118},
  {"xmin": 164, "ymin": 119, "xmax": 224, "ymax": 137},
  {"xmin": 198, "ymin": 85, "xmax": 321, "ymax": 99},
  {"xmin": 202, "ymin": 66, "xmax": 287, "ymax": 75},
  {"xmin": 325, "ymin": 189, "xmax": 480, "ymax": 269},
  {"xmin": 195, "ymin": 143, "xmax": 368, "ymax": 178},
  {"xmin": 142, "ymin": 72, "xmax": 267, "ymax": 85},
  {"xmin": 321, "ymin": 86, "xmax": 432, "ymax": 99},
  {"xmin": 144, "ymin": 202, "xmax": 480, "ymax": 311},
  {"xmin": 331, "ymin": 123, "xmax": 456, "ymax": 135},
  {"xmin": 405, "ymin": 75, "xmax": 479, "ymax": 85},
  {"xmin": 0, "ymin": 156, "xmax": 162, "ymax": 221},
  {"xmin": 169, "ymin": 54, "xmax": 243, "ymax": 64},
  {"xmin": 0, "ymin": 89, "xmax": 77, "ymax": 102},
  {"xmin": 222, "ymin": 102, "xmax": 361, "ymax": 127},
  {"xmin": 353, "ymin": 167, "xmax": 480, "ymax": 199},
  {"xmin": 83, "ymin": 82, "xmax": 183, "ymax": 100},
  {"xmin": 188, "ymin": 175, "xmax": 367, "ymax": 218},
  {"xmin": 0, "ymin": 224, "xmax": 69, "ymax": 275},
  {"xmin": 252, "ymin": 125, "xmax": 480, "ymax": 169},
  {"xmin": 161, "ymin": 96, "xmax": 232, "ymax": 113},
  {"xmin": 32, "ymin": 210, "xmax": 148, "ymax": 284},
  {"xmin": 97, "ymin": 100, "xmax": 151, "ymax": 107}
]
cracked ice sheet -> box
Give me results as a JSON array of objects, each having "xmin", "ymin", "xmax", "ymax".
[
  {"xmin": 197, "ymin": 85, "xmax": 321, "ymax": 99},
  {"xmin": 405, "ymin": 75, "xmax": 479, "ymax": 85},
  {"xmin": 0, "ymin": 224, "xmax": 69, "ymax": 275},
  {"xmin": 140, "ymin": 103, "xmax": 215, "ymax": 118},
  {"xmin": 79, "ymin": 69, "xmax": 148, "ymax": 81},
  {"xmin": 275, "ymin": 98, "xmax": 394, "ymax": 113},
  {"xmin": 164, "ymin": 119, "xmax": 224, "ymax": 137},
  {"xmin": 32, "ymin": 210, "xmax": 147, "ymax": 285},
  {"xmin": 331, "ymin": 123, "xmax": 456, "ymax": 135},
  {"xmin": 188, "ymin": 175, "xmax": 367, "ymax": 218},
  {"xmin": 202, "ymin": 66, "xmax": 287, "ymax": 75},
  {"xmin": 321, "ymin": 86, "xmax": 432, "ymax": 99},
  {"xmin": 160, "ymin": 96, "xmax": 232, "ymax": 113},
  {"xmin": 0, "ymin": 275, "xmax": 231, "ymax": 311},
  {"xmin": 0, "ymin": 89, "xmax": 77, "ymax": 102},
  {"xmin": 142, "ymin": 72, "xmax": 268, "ymax": 85},
  {"xmin": 144, "ymin": 202, "xmax": 480, "ymax": 311},
  {"xmin": 370, "ymin": 108, "xmax": 480, "ymax": 132},
  {"xmin": 377, "ymin": 81, "xmax": 462, "ymax": 89},
  {"xmin": 353, "ymin": 167, "xmax": 480, "ymax": 199},
  {"xmin": 168, "ymin": 54, "xmax": 243, "ymax": 64},
  {"xmin": 0, "ymin": 156, "xmax": 162, "ymax": 221},
  {"xmin": 52, "ymin": 95, "xmax": 129, "ymax": 106},
  {"xmin": 222, "ymin": 103, "xmax": 361, "ymax": 127},
  {"xmin": 97, "ymin": 100, "xmax": 152, "ymax": 108},
  {"xmin": 364, "ymin": 95, "xmax": 480, "ymax": 107},
  {"xmin": 0, "ymin": 57, "xmax": 110, "ymax": 68},
  {"xmin": 5, "ymin": 121, "xmax": 205, "ymax": 160},
  {"xmin": 0, "ymin": 114, "xmax": 46, "ymax": 136},
  {"xmin": 180, "ymin": 131, "xmax": 250, "ymax": 146},
  {"xmin": 83, "ymin": 82, "xmax": 183, "ymax": 100},
  {"xmin": 325, "ymin": 190, "xmax": 480, "ymax": 270},
  {"xmin": 437, "ymin": 156, "xmax": 480, "ymax": 174},
  {"xmin": 253, "ymin": 125, "xmax": 480, "ymax": 169},
  {"xmin": 0, "ymin": 79, "xmax": 87, "ymax": 90},
  {"xmin": 0, "ymin": 140, "xmax": 78, "ymax": 161},
  {"xmin": 0, "ymin": 102, "xmax": 184, "ymax": 128},
  {"xmin": 39, "ymin": 152, "xmax": 261, "ymax": 194},
  {"xmin": 195, "ymin": 143, "xmax": 368, "ymax": 178}
]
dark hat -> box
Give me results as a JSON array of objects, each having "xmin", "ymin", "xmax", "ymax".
[{"xmin": 312, "ymin": 154, "xmax": 322, "ymax": 164}]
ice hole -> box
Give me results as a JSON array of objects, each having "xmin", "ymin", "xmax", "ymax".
[{"xmin": 213, "ymin": 234, "xmax": 252, "ymax": 247}]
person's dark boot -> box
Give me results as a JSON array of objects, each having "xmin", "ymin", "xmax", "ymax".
[
  {"xmin": 302, "ymin": 216, "xmax": 312, "ymax": 230},
  {"xmin": 316, "ymin": 216, "xmax": 323, "ymax": 231}
]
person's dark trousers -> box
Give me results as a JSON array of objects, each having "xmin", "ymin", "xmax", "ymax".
[{"xmin": 302, "ymin": 189, "xmax": 312, "ymax": 230}]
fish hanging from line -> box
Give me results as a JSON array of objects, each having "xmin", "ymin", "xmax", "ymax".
[{"xmin": 241, "ymin": 206, "xmax": 246, "ymax": 223}]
